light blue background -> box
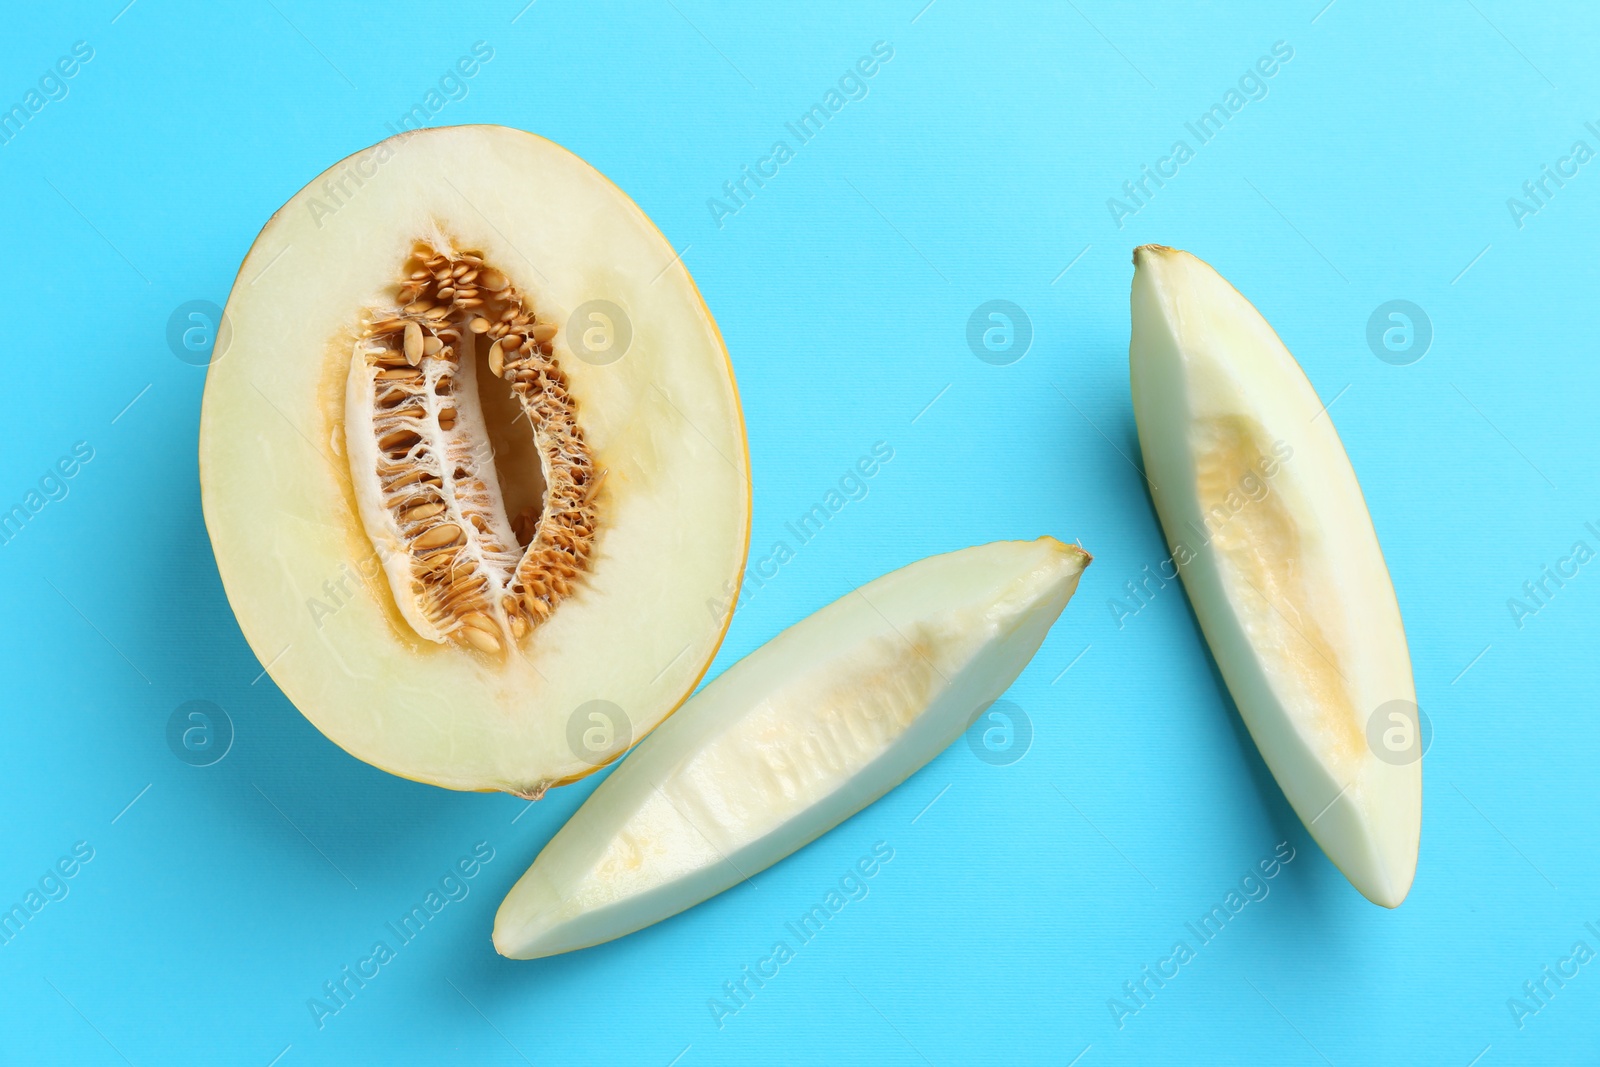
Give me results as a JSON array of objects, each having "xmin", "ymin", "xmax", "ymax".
[{"xmin": 1, "ymin": 1, "xmax": 1595, "ymax": 1063}]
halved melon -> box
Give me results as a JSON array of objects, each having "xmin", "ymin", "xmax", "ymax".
[
  {"xmin": 1129, "ymin": 244, "xmax": 1420, "ymax": 907},
  {"xmin": 200, "ymin": 126, "xmax": 750, "ymax": 795},
  {"xmin": 493, "ymin": 537, "xmax": 1089, "ymax": 958}
]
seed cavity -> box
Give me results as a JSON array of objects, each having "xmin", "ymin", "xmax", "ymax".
[{"xmin": 345, "ymin": 238, "xmax": 600, "ymax": 654}]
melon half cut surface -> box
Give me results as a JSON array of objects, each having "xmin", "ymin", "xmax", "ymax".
[
  {"xmin": 200, "ymin": 126, "xmax": 750, "ymax": 795},
  {"xmin": 494, "ymin": 537, "xmax": 1089, "ymax": 958},
  {"xmin": 1129, "ymin": 244, "xmax": 1421, "ymax": 907}
]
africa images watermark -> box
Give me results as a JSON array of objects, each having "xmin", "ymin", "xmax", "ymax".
[
  {"xmin": 0, "ymin": 841, "xmax": 95, "ymax": 948},
  {"xmin": 1108, "ymin": 841, "xmax": 1297, "ymax": 1029},
  {"xmin": 1106, "ymin": 41, "xmax": 1295, "ymax": 229},
  {"xmin": 706, "ymin": 441, "xmax": 895, "ymax": 621},
  {"xmin": 306, "ymin": 40, "xmax": 496, "ymax": 229},
  {"xmin": 306, "ymin": 841, "xmax": 496, "ymax": 1030},
  {"xmin": 1506, "ymin": 924, "xmax": 1600, "ymax": 1030},
  {"xmin": 305, "ymin": 542, "xmax": 408, "ymax": 631},
  {"xmin": 1505, "ymin": 120, "xmax": 1600, "ymax": 230},
  {"xmin": 0, "ymin": 40, "xmax": 95, "ymax": 148},
  {"xmin": 1108, "ymin": 438, "xmax": 1293, "ymax": 629},
  {"xmin": 707, "ymin": 840, "xmax": 896, "ymax": 1030},
  {"xmin": 1505, "ymin": 521, "xmax": 1600, "ymax": 630},
  {"xmin": 707, "ymin": 41, "xmax": 896, "ymax": 230},
  {"xmin": 0, "ymin": 440, "xmax": 96, "ymax": 548}
]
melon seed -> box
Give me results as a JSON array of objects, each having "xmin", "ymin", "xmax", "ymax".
[
  {"xmin": 460, "ymin": 624, "xmax": 502, "ymax": 654},
  {"xmin": 401, "ymin": 502, "xmax": 445, "ymax": 522},
  {"xmin": 414, "ymin": 523, "xmax": 463, "ymax": 550}
]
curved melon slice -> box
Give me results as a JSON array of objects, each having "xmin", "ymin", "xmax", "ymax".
[
  {"xmin": 1129, "ymin": 244, "xmax": 1420, "ymax": 907},
  {"xmin": 200, "ymin": 126, "xmax": 750, "ymax": 795},
  {"xmin": 493, "ymin": 537, "xmax": 1090, "ymax": 958}
]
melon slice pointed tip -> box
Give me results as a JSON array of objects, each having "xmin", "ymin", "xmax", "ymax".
[
  {"xmin": 1129, "ymin": 243, "xmax": 1420, "ymax": 908},
  {"xmin": 493, "ymin": 536, "xmax": 1090, "ymax": 959}
]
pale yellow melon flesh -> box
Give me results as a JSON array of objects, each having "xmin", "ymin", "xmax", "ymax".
[
  {"xmin": 199, "ymin": 126, "xmax": 750, "ymax": 795},
  {"xmin": 494, "ymin": 537, "xmax": 1089, "ymax": 959},
  {"xmin": 1129, "ymin": 245, "xmax": 1420, "ymax": 907}
]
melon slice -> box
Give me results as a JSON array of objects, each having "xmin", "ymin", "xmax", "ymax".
[
  {"xmin": 199, "ymin": 126, "xmax": 750, "ymax": 795},
  {"xmin": 493, "ymin": 537, "xmax": 1090, "ymax": 958},
  {"xmin": 1129, "ymin": 244, "xmax": 1421, "ymax": 907}
]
